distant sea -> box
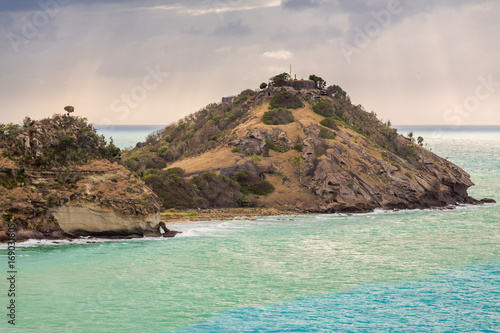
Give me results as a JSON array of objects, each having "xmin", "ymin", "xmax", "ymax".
[
  {"xmin": 95, "ymin": 125, "xmax": 166, "ymax": 149},
  {"xmin": 1, "ymin": 126, "xmax": 499, "ymax": 332}
]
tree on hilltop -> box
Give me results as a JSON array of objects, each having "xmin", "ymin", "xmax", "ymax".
[
  {"xmin": 309, "ymin": 74, "xmax": 326, "ymax": 89},
  {"xmin": 327, "ymin": 85, "xmax": 347, "ymax": 100},
  {"xmin": 64, "ymin": 106, "xmax": 74, "ymax": 116},
  {"xmin": 271, "ymin": 73, "xmax": 291, "ymax": 87}
]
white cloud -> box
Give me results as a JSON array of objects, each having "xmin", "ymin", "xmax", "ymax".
[
  {"xmin": 262, "ymin": 50, "xmax": 293, "ymax": 60},
  {"xmin": 114, "ymin": 5, "xmax": 183, "ymax": 13},
  {"xmin": 182, "ymin": 0, "xmax": 281, "ymax": 16}
]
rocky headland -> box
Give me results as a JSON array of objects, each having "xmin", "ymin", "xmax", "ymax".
[
  {"xmin": 0, "ymin": 114, "xmax": 176, "ymax": 241},
  {"xmin": 123, "ymin": 74, "xmax": 494, "ymax": 213}
]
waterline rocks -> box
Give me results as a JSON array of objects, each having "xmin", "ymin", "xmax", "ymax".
[{"xmin": 480, "ymin": 198, "xmax": 497, "ymax": 204}]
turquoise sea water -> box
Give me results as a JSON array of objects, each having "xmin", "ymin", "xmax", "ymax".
[
  {"xmin": 95, "ymin": 125, "xmax": 165, "ymax": 149},
  {"xmin": 1, "ymin": 126, "xmax": 499, "ymax": 332}
]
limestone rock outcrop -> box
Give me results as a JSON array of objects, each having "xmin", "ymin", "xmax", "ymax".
[
  {"xmin": 1, "ymin": 160, "xmax": 164, "ymax": 240},
  {"xmin": 52, "ymin": 203, "xmax": 160, "ymax": 238}
]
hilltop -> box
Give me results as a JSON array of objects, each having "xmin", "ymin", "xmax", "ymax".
[{"xmin": 122, "ymin": 74, "xmax": 489, "ymax": 213}]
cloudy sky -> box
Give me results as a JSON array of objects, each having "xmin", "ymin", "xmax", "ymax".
[{"xmin": 1, "ymin": 0, "xmax": 499, "ymax": 126}]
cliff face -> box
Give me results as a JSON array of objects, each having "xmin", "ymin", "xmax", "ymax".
[
  {"xmin": 0, "ymin": 115, "xmax": 163, "ymax": 241},
  {"xmin": 51, "ymin": 204, "xmax": 160, "ymax": 238},
  {"xmin": 123, "ymin": 84, "xmax": 484, "ymax": 213}
]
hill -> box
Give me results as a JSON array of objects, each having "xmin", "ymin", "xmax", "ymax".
[
  {"xmin": 0, "ymin": 114, "xmax": 164, "ymax": 241},
  {"xmin": 121, "ymin": 76, "xmax": 488, "ymax": 212}
]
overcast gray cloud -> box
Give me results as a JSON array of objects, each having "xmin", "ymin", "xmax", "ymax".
[
  {"xmin": 0, "ymin": 0, "xmax": 499, "ymax": 126},
  {"xmin": 214, "ymin": 20, "xmax": 252, "ymax": 36},
  {"xmin": 282, "ymin": 0, "xmax": 320, "ymax": 10}
]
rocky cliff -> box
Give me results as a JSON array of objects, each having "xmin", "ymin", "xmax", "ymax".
[
  {"xmin": 0, "ymin": 115, "xmax": 164, "ymax": 241},
  {"xmin": 122, "ymin": 81, "xmax": 492, "ymax": 213}
]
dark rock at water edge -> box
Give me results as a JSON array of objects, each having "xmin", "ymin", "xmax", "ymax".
[{"xmin": 159, "ymin": 222, "xmax": 182, "ymax": 238}]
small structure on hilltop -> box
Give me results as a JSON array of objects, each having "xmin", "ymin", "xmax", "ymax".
[
  {"xmin": 221, "ymin": 96, "xmax": 235, "ymax": 104},
  {"xmin": 288, "ymin": 79, "xmax": 316, "ymax": 90},
  {"xmin": 268, "ymin": 72, "xmax": 318, "ymax": 90}
]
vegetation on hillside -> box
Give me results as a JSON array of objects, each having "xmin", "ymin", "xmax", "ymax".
[
  {"xmin": 143, "ymin": 168, "xmax": 273, "ymax": 209},
  {"xmin": 318, "ymin": 128, "xmax": 337, "ymax": 140},
  {"xmin": 232, "ymin": 170, "xmax": 275, "ymax": 195},
  {"xmin": 319, "ymin": 117, "xmax": 339, "ymax": 130},
  {"xmin": 269, "ymin": 91, "xmax": 303, "ymax": 109},
  {"xmin": 121, "ymin": 89, "xmax": 260, "ymax": 174},
  {"xmin": 0, "ymin": 114, "xmax": 120, "ymax": 169},
  {"xmin": 308, "ymin": 87, "xmax": 421, "ymax": 163},
  {"xmin": 262, "ymin": 108, "xmax": 295, "ymax": 125}
]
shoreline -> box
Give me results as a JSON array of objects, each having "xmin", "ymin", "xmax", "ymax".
[
  {"xmin": 160, "ymin": 207, "xmax": 297, "ymax": 224},
  {"xmin": 1, "ymin": 201, "xmax": 496, "ymax": 245},
  {"xmin": 159, "ymin": 200, "xmax": 497, "ymax": 225}
]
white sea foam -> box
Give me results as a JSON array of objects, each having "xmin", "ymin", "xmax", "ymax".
[{"xmin": 0, "ymin": 235, "xmax": 171, "ymax": 249}]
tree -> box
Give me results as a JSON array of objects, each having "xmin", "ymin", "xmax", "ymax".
[
  {"xmin": 309, "ymin": 74, "xmax": 326, "ymax": 89},
  {"xmin": 326, "ymin": 85, "xmax": 347, "ymax": 100},
  {"xmin": 407, "ymin": 131, "xmax": 415, "ymax": 143},
  {"xmin": 271, "ymin": 73, "xmax": 291, "ymax": 87},
  {"xmin": 64, "ymin": 106, "xmax": 74, "ymax": 116},
  {"xmin": 259, "ymin": 82, "xmax": 267, "ymax": 89},
  {"xmin": 417, "ymin": 136, "xmax": 424, "ymax": 147}
]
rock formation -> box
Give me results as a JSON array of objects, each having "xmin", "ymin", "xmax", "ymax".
[{"xmin": 0, "ymin": 115, "xmax": 168, "ymax": 241}]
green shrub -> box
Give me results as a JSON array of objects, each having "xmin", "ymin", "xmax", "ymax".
[
  {"xmin": 326, "ymin": 85, "xmax": 348, "ymax": 100},
  {"xmin": 320, "ymin": 117, "xmax": 339, "ymax": 130},
  {"xmin": 262, "ymin": 108, "xmax": 295, "ymax": 125},
  {"xmin": 312, "ymin": 101, "xmax": 335, "ymax": 117},
  {"xmin": 251, "ymin": 155, "xmax": 261, "ymax": 163},
  {"xmin": 264, "ymin": 138, "xmax": 288, "ymax": 153},
  {"xmin": 319, "ymin": 128, "xmax": 336, "ymax": 140},
  {"xmin": 236, "ymin": 194, "xmax": 257, "ymax": 207},
  {"xmin": 59, "ymin": 137, "xmax": 75, "ymax": 147},
  {"xmin": 408, "ymin": 145, "xmax": 418, "ymax": 157},
  {"xmin": 234, "ymin": 95, "xmax": 248, "ymax": 105},
  {"xmin": 315, "ymin": 147, "xmax": 326, "ymax": 157},
  {"xmin": 232, "ymin": 170, "xmax": 275, "ymax": 195},
  {"xmin": 269, "ymin": 92, "xmax": 302, "ymax": 109},
  {"xmin": 293, "ymin": 142, "xmax": 303, "ymax": 152}
]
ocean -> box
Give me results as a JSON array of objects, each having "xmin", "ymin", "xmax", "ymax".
[
  {"xmin": 1, "ymin": 126, "xmax": 499, "ymax": 332},
  {"xmin": 94, "ymin": 125, "xmax": 166, "ymax": 150}
]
